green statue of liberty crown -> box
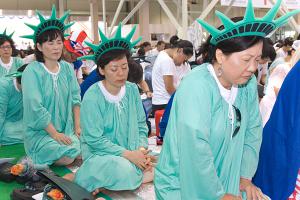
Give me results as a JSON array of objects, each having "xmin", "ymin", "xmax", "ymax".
[
  {"xmin": 0, "ymin": 28, "xmax": 14, "ymax": 40},
  {"xmin": 22, "ymin": 5, "xmax": 73, "ymax": 44},
  {"xmin": 78, "ymin": 23, "xmax": 142, "ymax": 63},
  {"xmin": 197, "ymin": 0, "xmax": 300, "ymax": 45}
]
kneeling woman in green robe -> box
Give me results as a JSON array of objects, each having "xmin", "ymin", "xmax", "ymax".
[
  {"xmin": 74, "ymin": 24, "xmax": 152, "ymax": 194},
  {"xmin": 154, "ymin": 1, "xmax": 300, "ymax": 199},
  {"xmin": 0, "ymin": 64, "xmax": 27, "ymax": 145},
  {"xmin": 21, "ymin": 7, "xmax": 81, "ymax": 166}
]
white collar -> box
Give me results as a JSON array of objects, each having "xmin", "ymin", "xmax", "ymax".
[
  {"xmin": 13, "ymin": 78, "xmax": 21, "ymax": 92},
  {"xmin": 0, "ymin": 57, "xmax": 13, "ymax": 70},
  {"xmin": 207, "ymin": 64, "xmax": 238, "ymax": 105},
  {"xmin": 98, "ymin": 81, "xmax": 126, "ymax": 104},
  {"xmin": 40, "ymin": 62, "xmax": 61, "ymax": 75}
]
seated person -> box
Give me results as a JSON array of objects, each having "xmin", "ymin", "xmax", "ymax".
[
  {"xmin": 74, "ymin": 24, "xmax": 154, "ymax": 196},
  {"xmin": 21, "ymin": 7, "xmax": 81, "ymax": 165},
  {"xmin": 0, "ymin": 64, "xmax": 27, "ymax": 145}
]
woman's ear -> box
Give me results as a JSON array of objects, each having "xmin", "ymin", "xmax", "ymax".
[
  {"xmin": 36, "ymin": 43, "xmax": 43, "ymax": 52},
  {"xmin": 177, "ymin": 48, "xmax": 183, "ymax": 54},
  {"xmin": 99, "ymin": 67, "xmax": 105, "ymax": 76},
  {"xmin": 215, "ymin": 49, "xmax": 224, "ymax": 65}
]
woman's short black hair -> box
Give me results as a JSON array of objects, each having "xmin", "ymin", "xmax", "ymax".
[
  {"xmin": 202, "ymin": 17, "xmax": 264, "ymax": 64},
  {"xmin": 34, "ymin": 29, "xmax": 64, "ymax": 63},
  {"xmin": 0, "ymin": 37, "xmax": 17, "ymax": 57},
  {"xmin": 96, "ymin": 49, "xmax": 131, "ymax": 78},
  {"xmin": 16, "ymin": 64, "xmax": 28, "ymax": 85},
  {"xmin": 169, "ymin": 35, "xmax": 194, "ymax": 56},
  {"xmin": 127, "ymin": 59, "xmax": 143, "ymax": 84},
  {"xmin": 261, "ymin": 39, "xmax": 276, "ymax": 62}
]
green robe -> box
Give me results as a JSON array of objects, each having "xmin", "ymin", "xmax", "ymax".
[
  {"xmin": 22, "ymin": 61, "xmax": 81, "ymax": 165},
  {"xmin": 154, "ymin": 63, "xmax": 262, "ymax": 200},
  {"xmin": 0, "ymin": 57, "xmax": 24, "ymax": 78},
  {"xmin": 74, "ymin": 81, "xmax": 148, "ymax": 192},
  {"xmin": 0, "ymin": 78, "xmax": 23, "ymax": 145}
]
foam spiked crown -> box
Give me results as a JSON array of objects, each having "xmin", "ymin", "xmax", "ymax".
[
  {"xmin": 197, "ymin": 0, "xmax": 300, "ymax": 45},
  {"xmin": 78, "ymin": 23, "xmax": 142, "ymax": 63},
  {"xmin": 22, "ymin": 5, "xmax": 73, "ymax": 44},
  {"xmin": 0, "ymin": 28, "xmax": 14, "ymax": 40}
]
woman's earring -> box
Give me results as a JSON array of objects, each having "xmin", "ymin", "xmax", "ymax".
[{"xmin": 217, "ymin": 67, "xmax": 223, "ymax": 77}]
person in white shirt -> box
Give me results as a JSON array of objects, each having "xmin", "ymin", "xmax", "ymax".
[
  {"xmin": 260, "ymin": 48, "xmax": 297, "ymax": 126},
  {"xmin": 152, "ymin": 39, "xmax": 193, "ymax": 114}
]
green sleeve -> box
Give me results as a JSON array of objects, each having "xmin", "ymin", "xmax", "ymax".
[
  {"xmin": 133, "ymin": 84, "xmax": 148, "ymax": 148},
  {"xmin": 14, "ymin": 57, "xmax": 24, "ymax": 71},
  {"xmin": 240, "ymin": 76, "xmax": 263, "ymax": 179},
  {"xmin": 65, "ymin": 62, "xmax": 81, "ymax": 107},
  {"xmin": 0, "ymin": 80, "xmax": 10, "ymax": 138},
  {"xmin": 22, "ymin": 65, "xmax": 51, "ymax": 130},
  {"xmin": 81, "ymin": 89, "xmax": 126, "ymax": 156},
  {"xmin": 175, "ymin": 81, "xmax": 225, "ymax": 199}
]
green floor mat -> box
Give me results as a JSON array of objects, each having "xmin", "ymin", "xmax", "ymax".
[{"xmin": 0, "ymin": 144, "xmax": 111, "ymax": 200}]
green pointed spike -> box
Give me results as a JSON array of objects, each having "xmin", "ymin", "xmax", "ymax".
[
  {"xmin": 84, "ymin": 41, "xmax": 99, "ymax": 52},
  {"xmin": 20, "ymin": 35, "xmax": 34, "ymax": 40},
  {"xmin": 215, "ymin": 11, "xmax": 236, "ymax": 29},
  {"xmin": 8, "ymin": 31, "xmax": 14, "ymax": 38},
  {"xmin": 244, "ymin": 0, "xmax": 255, "ymax": 21},
  {"xmin": 131, "ymin": 37, "xmax": 142, "ymax": 48},
  {"xmin": 263, "ymin": 0, "xmax": 281, "ymax": 21},
  {"xmin": 60, "ymin": 10, "xmax": 70, "ymax": 22},
  {"xmin": 115, "ymin": 23, "xmax": 122, "ymax": 38},
  {"xmin": 126, "ymin": 25, "xmax": 137, "ymax": 41},
  {"xmin": 98, "ymin": 28, "xmax": 109, "ymax": 43},
  {"xmin": 36, "ymin": 10, "xmax": 46, "ymax": 22},
  {"xmin": 196, "ymin": 19, "xmax": 220, "ymax": 38},
  {"xmin": 77, "ymin": 55, "xmax": 95, "ymax": 61},
  {"xmin": 3, "ymin": 28, "xmax": 7, "ymax": 36},
  {"xmin": 64, "ymin": 33, "xmax": 70, "ymax": 37},
  {"xmin": 64, "ymin": 22, "xmax": 74, "ymax": 30},
  {"xmin": 274, "ymin": 9, "xmax": 300, "ymax": 27},
  {"xmin": 50, "ymin": 5, "xmax": 57, "ymax": 19},
  {"xmin": 24, "ymin": 23, "xmax": 37, "ymax": 31}
]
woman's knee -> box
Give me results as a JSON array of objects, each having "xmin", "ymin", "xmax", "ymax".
[{"xmin": 55, "ymin": 156, "xmax": 74, "ymax": 166}]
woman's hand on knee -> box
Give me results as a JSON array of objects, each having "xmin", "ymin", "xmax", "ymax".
[
  {"xmin": 122, "ymin": 150, "xmax": 147, "ymax": 170},
  {"xmin": 52, "ymin": 132, "xmax": 72, "ymax": 145}
]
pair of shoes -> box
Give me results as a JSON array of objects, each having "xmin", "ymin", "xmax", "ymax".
[{"xmin": 11, "ymin": 180, "xmax": 48, "ymax": 200}]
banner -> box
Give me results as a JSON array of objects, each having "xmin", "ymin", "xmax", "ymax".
[{"xmin": 220, "ymin": 0, "xmax": 300, "ymax": 9}]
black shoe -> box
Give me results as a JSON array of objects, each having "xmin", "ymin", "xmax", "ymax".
[
  {"xmin": 0, "ymin": 162, "xmax": 16, "ymax": 183},
  {"xmin": 11, "ymin": 181, "xmax": 48, "ymax": 200}
]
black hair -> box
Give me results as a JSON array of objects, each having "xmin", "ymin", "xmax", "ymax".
[
  {"xmin": 283, "ymin": 37, "xmax": 294, "ymax": 47},
  {"xmin": 202, "ymin": 17, "xmax": 263, "ymax": 64},
  {"xmin": 157, "ymin": 41, "xmax": 165, "ymax": 46},
  {"xmin": 137, "ymin": 47, "xmax": 145, "ymax": 57},
  {"xmin": 261, "ymin": 39, "xmax": 276, "ymax": 62},
  {"xmin": 0, "ymin": 37, "xmax": 17, "ymax": 57},
  {"xmin": 140, "ymin": 42, "xmax": 151, "ymax": 48},
  {"xmin": 34, "ymin": 29, "xmax": 64, "ymax": 63},
  {"xmin": 169, "ymin": 35, "xmax": 179, "ymax": 45},
  {"xmin": 127, "ymin": 59, "xmax": 143, "ymax": 84},
  {"xmin": 16, "ymin": 64, "xmax": 28, "ymax": 85},
  {"xmin": 169, "ymin": 36, "xmax": 194, "ymax": 56},
  {"xmin": 96, "ymin": 49, "xmax": 131, "ymax": 77}
]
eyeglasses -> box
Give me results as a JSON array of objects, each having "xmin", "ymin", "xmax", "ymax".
[
  {"xmin": 232, "ymin": 105, "xmax": 241, "ymax": 138},
  {"xmin": 0, "ymin": 45, "xmax": 12, "ymax": 50}
]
